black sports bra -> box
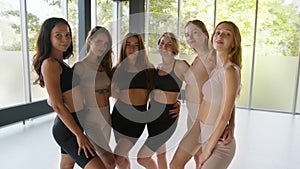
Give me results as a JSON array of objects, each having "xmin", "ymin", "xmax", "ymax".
[
  {"xmin": 55, "ymin": 59, "xmax": 80, "ymax": 93},
  {"xmin": 154, "ymin": 60, "xmax": 182, "ymax": 92},
  {"xmin": 117, "ymin": 69, "xmax": 149, "ymax": 90}
]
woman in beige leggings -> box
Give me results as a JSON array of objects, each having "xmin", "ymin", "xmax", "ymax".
[
  {"xmin": 74, "ymin": 26, "xmax": 116, "ymax": 169},
  {"xmin": 170, "ymin": 20, "xmax": 236, "ymax": 169}
]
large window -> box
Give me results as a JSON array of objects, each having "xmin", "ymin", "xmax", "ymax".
[
  {"xmin": 252, "ymin": 0, "xmax": 300, "ymax": 112},
  {"xmin": 0, "ymin": 1, "xmax": 24, "ymax": 108}
]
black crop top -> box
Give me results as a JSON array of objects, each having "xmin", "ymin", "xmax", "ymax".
[
  {"xmin": 154, "ymin": 60, "xmax": 182, "ymax": 92},
  {"xmin": 41, "ymin": 59, "xmax": 80, "ymax": 93},
  {"xmin": 117, "ymin": 69, "xmax": 149, "ymax": 90}
]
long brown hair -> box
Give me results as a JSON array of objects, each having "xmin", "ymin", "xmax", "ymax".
[
  {"xmin": 86, "ymin": 26, "xmax": 113, "ymax": 78},
  {"xmin": 32, "ymin": 17, "xmax": 73, "ymax": 87},
  {"xmin": 211, "ymin": 21, "xmax": 242, "ymax": 69},
  {"xmin": 113, "ymin": 33, "xmax": 154, "ymax": 90}
]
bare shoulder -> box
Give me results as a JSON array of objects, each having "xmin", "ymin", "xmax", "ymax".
[
  {"xmin": 73, "ymin": 60, "xmax": 85, "ymax": 76},
  {"xmin": 175, "ymin": 59, "xmax": 190, "ymax": 76},
  {"xmin": 224, "ymin": 65, "xmax": 240, "ymax": 84},
  {"xmin": 41, "ymin": 58, "xmax": 62, "ymax": 78}
]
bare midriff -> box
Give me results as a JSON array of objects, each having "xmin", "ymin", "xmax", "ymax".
[
  {"xmin": 151, "ymin": 90, "xmax": 179, "ymax": 104},
  {"xmin": 118, "ymin": 89, "xmax": 149, "ymax": 106},
  {"xmin": 199, "ymin": 99, "xmax": 220, "ymax": 125},
  {"xmin": 84, "ymin": 91, "xmax": 110, "ymax": 107},
  {"xmin": 63, "ymin": 86, "xmax": 84, "ymax": 112},
  {"xmin": 185, "ymin": 84, "xmax": 203, "ymax": 104}
]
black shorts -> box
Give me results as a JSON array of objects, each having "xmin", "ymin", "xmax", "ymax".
[
  {"xmin": 52, "ymin": 111, "xmax": 95, "ymax": 168},
  {"xmin": 111, "ymin": 100, "xmax": 147, "ymax": 143},
  {"xmin": 145, "ymin": 100, "xmax": 178, "ymax": 151}
]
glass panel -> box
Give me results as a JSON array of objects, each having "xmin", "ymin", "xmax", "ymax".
[
  {"xmin": 180, "ymin": 0, "xmax": 215, "ymax": 64},
  {"xmin": 67, "ymin": 0, "xmax": 79, "ymax": 65},
  {"xmin": 0, "ymin": 1, "xmax": 25, "ymax": 108},
  {"xmin": 147, "ymin": 0, "xmax": 178, "ymax": 66},
  {"xmin": 252, "ymin": 0, "xmax": 300, "ymax": 112},
  {"xmin": 120, "ymin": 1, "xmax": 129, "ymax": 38},
  {"xmin": 216, "ymin": 0, "xmax": 257, "ymax": 108},
  {"xmin": 26, "ymin": 0, "xmax": 64, "ymax": 102},
  {"xmin": 297, "ymin": 70, "xmax": 300, "ymax": 113},
  {"xmin": 96, "ymin": 0, "xmax": 113, "ymax": 33}
]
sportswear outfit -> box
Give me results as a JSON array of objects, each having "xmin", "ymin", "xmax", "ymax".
[
  {"xmin": 76, "ymin": 62, "xmax": 112, "ymax": 155},
  {"xmin": 49, "ymin": 59, "xmax": 94, "ymax": 168}
]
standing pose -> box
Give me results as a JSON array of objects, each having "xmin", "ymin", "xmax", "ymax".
[
  {"xmin": 111, "ymin": 33, "xmax": 180, "ymax": 169},
  {"xmin": 32, "ymin": 17, "xmax": 106, "ymax": 169},
  {"xmin": 137, "ymin": 32, "xmax": 189, "ymax": 169},
  {"xmin": 74, "ymin": 26, "xmax": 116, "ymax": 169},
  {"xmin": 170, "ymin": 20, "xmax": 236, "ymax": 169},
  {"xmin": 111, "ymin": 33, "xmax": 156, "ymax": 169},
  {"xmin": 197, "ymin": 21, "xmax": 241, "ymax": 169}
]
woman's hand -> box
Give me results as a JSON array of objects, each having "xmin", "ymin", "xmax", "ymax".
[
  {"xmin": 76, "ymin": 133, "xmax": 96, "ymax": 158},
  {"xmin": 169, "ymin": 100, "xmax": 181, "ymax": 118},
  {"xmin": 198, "ymin": 150, "xmax": 211, "ymax": 168},
  {"xmin": 219, "ymin": 125, "xmax": 234, "ymax": 145}
]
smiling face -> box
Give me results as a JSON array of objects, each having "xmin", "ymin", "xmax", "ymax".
[
  {"xmin": 184, "ymin": 23, "xmax": 208, "ymax": 50},
  {"xmin": 158, "ymin": 36, "xmax": 175, "ymax": 57},
  {"xmin": 88, "ymin": 32, "xmax": 109, "ymax": 57},
  {"xmin": 50, "ymin": 23, "xmax": 71, "ymax": 53},
  {"xmin": 212, "ymin": 23, "xmax": 235, "ymax": 52}
]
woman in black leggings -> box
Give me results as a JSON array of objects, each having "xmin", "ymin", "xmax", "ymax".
[{"xmin": 33, "ymin": 17, "xmax": 106, "ymax": 169}]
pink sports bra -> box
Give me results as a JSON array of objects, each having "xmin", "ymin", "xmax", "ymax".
[{"xmin": 202, "ymin": 63, "xmax": 240, "ymax": 105}]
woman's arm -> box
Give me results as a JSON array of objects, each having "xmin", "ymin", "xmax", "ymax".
[
  {"xmin": 219, "ymin": 107, "xmax": 235, "ymax": 145},
  {"xmin": 199, "ymin": 66, "xmax": 240, "ymax": 165},
  {"xmin": 42, "ymin": 59, "xmax": 95, "ymax": 158}
]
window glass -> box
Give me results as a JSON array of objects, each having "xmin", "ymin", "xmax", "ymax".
[
  {"xmin": 0, "ymin": 1, "xmax": 24, "ymax": 108},
  {"xmin": 215, "ymin": 0, "xmax": 256, "ymax": 108},
  {"xmin": 297, "ymin": 78, "xmax": 300, "ymax": 113},
  {"xmin": 252, "ymin": 0, "xmax": 300, "ymax": 112}
]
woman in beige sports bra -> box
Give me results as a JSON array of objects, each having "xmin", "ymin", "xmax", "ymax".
[
  {"xmin": 197, "ymin": 21, "xmax": 241, "ymax": 169},
  {"xmin": 170, "ymin": 20, "xmax": 236, "ymax": 169},
  {"xmin": 74, "ymin": 26, "xmax": 116, "ymax": 169}
]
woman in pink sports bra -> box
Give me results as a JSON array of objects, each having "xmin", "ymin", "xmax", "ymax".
[
  {"xmin": 170, "ymin": 20, "xmax": 236, "ymax": 169},
  {"xmin": 73, "ymin": 26, "xmax": 116, "ymax": 169},
  {"xmin": 197, "ymin": 21, "xmax": 241, "ymax": 169}
]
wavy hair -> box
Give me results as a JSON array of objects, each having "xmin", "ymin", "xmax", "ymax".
[
  {"xmin": 32, "ymin": 17, "xmax": 73, "ymax": 87},
  {"xmin": 86, "ymin": 26, "xmax": 113, "ymax": 78},
  {"xmin": 211, "ymin": 21, "xmax": 242, "ymax": 69}
]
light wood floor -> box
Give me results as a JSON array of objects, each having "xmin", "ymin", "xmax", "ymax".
[{"xmin": 0, "ymin": 103, "xmax": 299, "ymax": 169}]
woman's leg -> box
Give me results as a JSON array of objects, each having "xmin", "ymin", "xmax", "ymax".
[
  {"xmin": 137, "ymin": 144, "xmax": 158, "ymax": 169},
  {"xmin": 156, "ymin": 144, "xmax": 168, "ymax": 169},
  {"xmin": 201, "ymin": 139, "xmax": 236, "ymax": 169},
  {"xmin": 60, "ymin": 154, "xmax": 75, "ymax": 169}
]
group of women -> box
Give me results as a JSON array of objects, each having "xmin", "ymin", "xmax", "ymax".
[{"xmin": 33, "ymin": 17, "xmax": 242, "ymax": 169}]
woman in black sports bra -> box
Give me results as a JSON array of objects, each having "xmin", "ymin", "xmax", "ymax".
[
  {"xmin": 137, "ymin": 32, "xmax": 190, "ymax": 169},
  {"xmin": 32, "ymin": 17, "xmax": 106, "ymax": 169},
  {"xmin": 111, "ymin": 33, "xmax": 181, "ymax": 169}
]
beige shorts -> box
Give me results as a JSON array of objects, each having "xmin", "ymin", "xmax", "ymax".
[{"xmin": 77, "ymin": 106, "xmax": 112, "ymax": 155}]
